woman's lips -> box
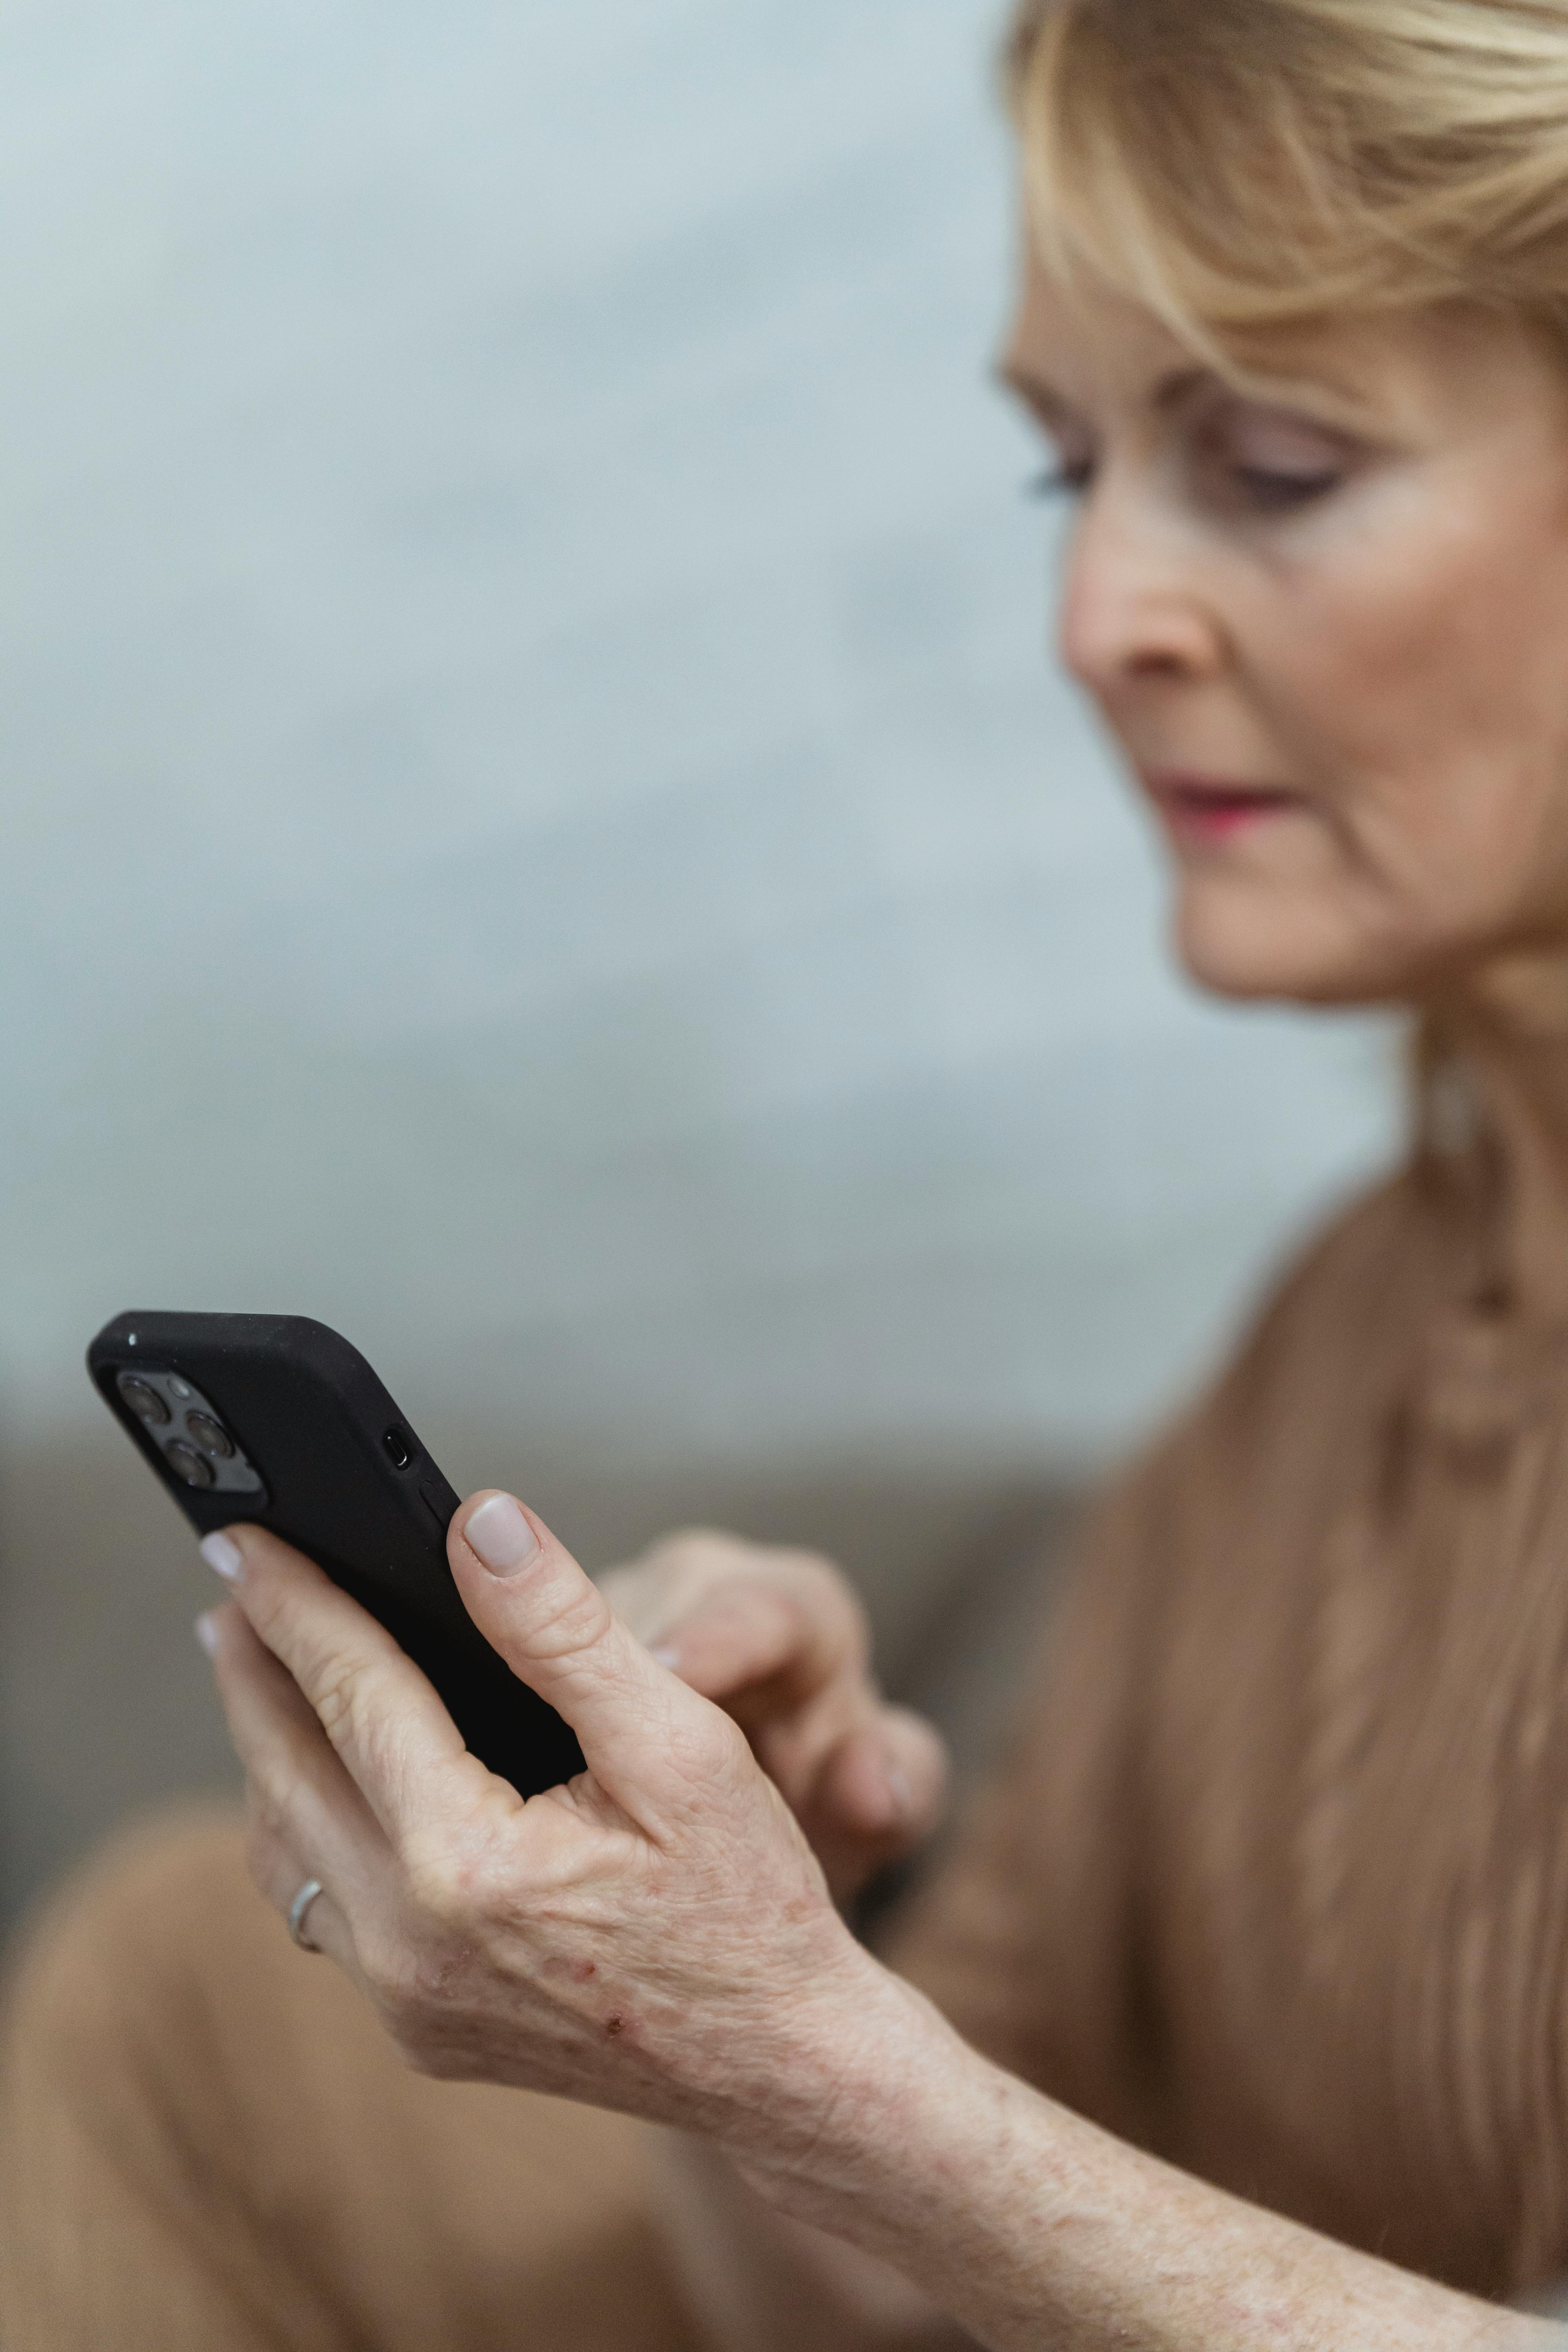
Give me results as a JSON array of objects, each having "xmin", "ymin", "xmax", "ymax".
[{"xmin": 1143, "ymin": 772, "xmax": 1302, "ymax": 843}]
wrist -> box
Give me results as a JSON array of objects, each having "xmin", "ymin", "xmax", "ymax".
[{"xmin": 719, "ymin": 1947, "xmax": 974, "ymax": 2235}]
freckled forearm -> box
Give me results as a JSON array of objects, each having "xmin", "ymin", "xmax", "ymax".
[{"xmin": 740, "ymin": 1973, "xmax": 1557, "ymax": 2352}]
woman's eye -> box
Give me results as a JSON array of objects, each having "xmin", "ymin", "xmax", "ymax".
[
  {"xmin": 1203, "ymin": 400, "xmax": 1355, "ymax": 517},
  {"xmin": 1229, "ymin": 463, "xmax": 1343, "ymax": 513}
]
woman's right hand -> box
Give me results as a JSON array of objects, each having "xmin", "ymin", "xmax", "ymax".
[{"xmin": 596, "ymin": 1531, "xmax": 948, "ymax": 1905}]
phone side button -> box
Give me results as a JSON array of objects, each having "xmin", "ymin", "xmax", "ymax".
[{"xmin": 419, "ymin": 1482, "xmax": 453, "ymax": 1537}]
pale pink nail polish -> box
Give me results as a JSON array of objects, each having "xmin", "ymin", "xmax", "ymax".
[
  {"xmin": 194, "ymin": 1612, "xmax": 221, "ymax": 1658},
  {"xmin": 464, "ymin": 1494, "xmax": 539, "ymax": 1577},
  {"xmin": 200, "ymin": 1531, "xmax": 243, "ymax": 1583}
]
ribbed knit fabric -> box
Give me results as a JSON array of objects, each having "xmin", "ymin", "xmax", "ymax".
[
  {"xmin": 891, "ymin": 1039, "xmax": 1568, "ymax": 2301},
  {"xmin": 14, "ymin": 1029, "xmax": 1568, "ymax": 2334}
]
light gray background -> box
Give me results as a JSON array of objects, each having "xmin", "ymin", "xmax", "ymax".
[{"xmin": 1, "ymin": 0, "xmax": 1399, "ymax": 1916}]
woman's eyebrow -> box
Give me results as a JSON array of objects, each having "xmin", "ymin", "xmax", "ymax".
[
  {"xmin": 998, "ymin": 349, "xmax": 1378, "ymax": 437},
  {"xmin": 993, "ymin": 358, "xmax": 1216, "ymax": 427}
]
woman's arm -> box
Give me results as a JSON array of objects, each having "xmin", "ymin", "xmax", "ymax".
[
  {"xmin": 717, "ymin": 1973, "xmax": 1559, "ymax": 2352},
  {"xmin": 201, "ymin": 1492, "xmax": 1558, "ymax": 2352},
  {"xmin": 643, "ymin": 1938, "xmax": 1553, "ymax": 2351}
]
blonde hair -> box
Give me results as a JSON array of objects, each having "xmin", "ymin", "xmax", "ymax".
[{"xmin": 1003, "ymin": 0, "xmax": 1568, "ymax": 356}]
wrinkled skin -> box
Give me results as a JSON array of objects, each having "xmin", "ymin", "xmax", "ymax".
[
  {"xmin": 205, "ymin": 1500, "xmax": 942, "ymax": 2174},
  {"xmin": 200, "ymin": 1497, "xmax": 1544, "ymax": 2352}
]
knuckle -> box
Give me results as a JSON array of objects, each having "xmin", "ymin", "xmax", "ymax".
[
  {"xmin": 307, "ymin": 1648, "xmax": 364, "ymax": 1744},
  {"xmin": 407, "ymin": 1938, "xmax": 469, "ymax": 2011},
  {"xmin": 400, "ymin": 1826, "xmax": 516, "ymax": 1945},
  {"xmin": 361, "ymin": 1933, "xmax": 427, "ymax": 2027},
  {"xmin": 525, "ymin": 1568, "xmax": 615, "ymax": 1664},
  {"xmin": 306, "ymin": 1648, "xmax": 399, "ymax": 1784},
  {"xmin": 402, "ymin": 1843, "xmax": 472, "ymax": 1934},
  {"xmin": 361, "ymin": 1922, "xmax": 472, "ymax": 2066},
  {"xmin": 680, "ymin": 1700, "xmax": 752, "ymax": 1783}
]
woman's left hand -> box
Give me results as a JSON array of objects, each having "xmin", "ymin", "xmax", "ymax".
[{"xmin": 197, "ymin": 1491, "xmax": 908, "ymax": 2158}]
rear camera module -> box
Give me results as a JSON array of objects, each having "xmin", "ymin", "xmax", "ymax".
[
  {"xmin": 164, "ymin": 1440, "xmax": 217, "ymax": 1490},
  {"xmin": 101, "ymin": 1365, "xmax": 266, "ymax": 1499},
  {"xmin": 119, "ymin": 1374, "xmax": 171, "ymax": 1428}
]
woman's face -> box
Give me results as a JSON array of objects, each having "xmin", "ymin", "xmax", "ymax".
[{"xmin": 1006, "ymin": 254, "xmax": 1568, "ymax": 1005}]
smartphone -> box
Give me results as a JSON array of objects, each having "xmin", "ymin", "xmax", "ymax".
[{"xmin": 87, "ymin": 1310, "xmax": 586, "ymax": 1799}]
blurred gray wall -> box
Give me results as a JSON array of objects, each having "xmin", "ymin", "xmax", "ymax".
[{"xmin": 1, "ymin": 0, "xmax": 1399, "ymax": 1918}]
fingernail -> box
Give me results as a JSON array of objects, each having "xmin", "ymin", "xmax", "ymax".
[
  {"xmin": 883, "ymin": 1762, "xmax": 913, "ymax": 1820},
  {"xmin": 200, "ymin": 1531, "xmax": 244, "ymax": 1584},
  {"xmin": 464, "ymin": 1494, "xmax": 539, "ymax": 1578},
  {"xmin": 194, "ymin": 1612, "xmax": 221, "ymax": 1658},
  {"xmin": 651, "ymin": 1642, "xmax": 682, "ymax": 1671}
]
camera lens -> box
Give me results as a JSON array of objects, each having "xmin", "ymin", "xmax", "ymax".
[
  {"xmin": 119, "ymin": 1374, "xmax": 171, "ymax": 1428},
  {"xmin": 165, "ymin": 1440, "xmax": 216, "ymax": 1490},
  {"xmin": 186, "ymin": 1413, "xmax": 235, "ymax": 1461}
]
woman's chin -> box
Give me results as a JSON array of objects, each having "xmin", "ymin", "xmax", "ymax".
[{"xmin": 1170, "ymin": 884, "xmax": 1405, "ymax": 1008}]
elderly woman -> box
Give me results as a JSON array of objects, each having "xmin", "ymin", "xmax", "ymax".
[{"xmin": 11, "ymin": 0, "xmax": 1568, "ymax": 2343}]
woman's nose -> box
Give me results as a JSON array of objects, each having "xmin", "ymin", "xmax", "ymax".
[{"xmin": 1057, "ymin": 485, "xmax": 1221, "ymax": 701}]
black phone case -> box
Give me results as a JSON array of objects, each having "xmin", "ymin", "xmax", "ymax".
[{"xmin": 87, "ymin": 1310, "xmax": 585, "ymax": 1798}]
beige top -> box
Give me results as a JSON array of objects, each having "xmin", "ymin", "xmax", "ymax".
[{"xmin": 890, "ymin": 1016, "xmax": 1568, "ymax": 2302}]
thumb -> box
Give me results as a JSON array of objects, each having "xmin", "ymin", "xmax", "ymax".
[{"xmin": 448, "ymin": 1490, "xmax": 736, "ymax": 1817}]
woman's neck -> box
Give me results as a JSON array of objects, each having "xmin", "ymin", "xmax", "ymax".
[{"xmin": 1434, "ymin": 952, "xmax": 1568, "ymax": 1322}]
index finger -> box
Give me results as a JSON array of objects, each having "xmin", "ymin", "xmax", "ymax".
[
  {"xmin": 601, "ymin": 1542, "xmax": 869, "ymax": 1704},
  {"xmin": 207, "ymin": 1523, "xmax": 493, "ymax": 1844},
  {"xmin": 659, "ymin": 1581, "xmax": 865, "ymax": 1709}
]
